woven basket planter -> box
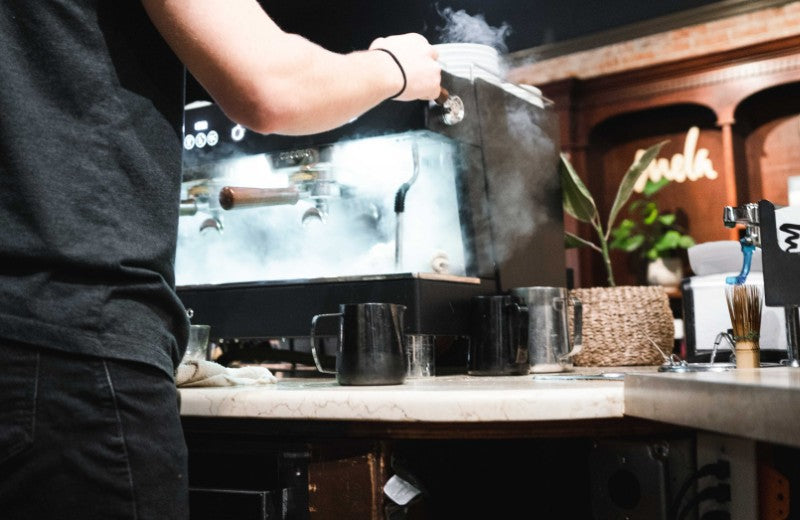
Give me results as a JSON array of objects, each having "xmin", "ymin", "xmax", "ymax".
[{"xmin": 569, "ymin": 285, "xmax": 674, "ymax": 367}]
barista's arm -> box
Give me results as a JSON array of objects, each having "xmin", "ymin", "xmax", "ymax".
[{"xmin": 141, "ymin": 0, "xmax": 441, "ymax": 135}]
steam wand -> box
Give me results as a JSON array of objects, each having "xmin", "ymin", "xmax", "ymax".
[
  {"xmin": 394, "ymin": 141, "xmax": 420, "ymax": 270},
  {"xmin": 723, "ymin": 203, "xmax": 760, "ymax": 286},
  {"xmin": 725, "ymin": 234, "xmax": 757, "ymax": 286}
]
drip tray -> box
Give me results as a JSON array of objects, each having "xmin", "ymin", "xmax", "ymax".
[
  {"xmin": 531, "ymin": 372, "xmax": 627, "ymax": 381},
  {"xmin": 658, "ymin": 362, "xmax": 735, "ymax": 373},
  {"xmin": 658, "ymin": 362, "xmax": 781, "ymax": 373}
]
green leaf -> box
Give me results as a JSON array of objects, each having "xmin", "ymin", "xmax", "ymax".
[
  {"xmin": 610, "ymin": 230, "xmax": 625, "ymax": 242},
  {"xmin": 565, "ymin": 231, "xmax": 598, "ymax": 251},
  {"xmin": 658, "ymin": 214, "xmax": 676, "ymax": 226},
  {"xmin": 559, "ymin": 153, "xmax": 597, "ymax": 223},
  {"xmin": 643, "ymin": 203, "xmax": 659, "ymax": 225},
  {"xmin": 678, "ymin": 235, "xmax": 696, "ymax": 249},
  {"xmin": 622, "ymin": 218, "xmax": 636, "ymax": 228},
  {"xmin": 610, "ymin": 234, "xmax": 645, "ymax": 252},
  {"xmin": 611, "ymin": 218, "xmax": 635, "ymax": 238},
  {"xmin": 628, "ymin": 199, "xmax": 644, "ymax": 212},
  {"xmin": 643, "ymin": 177, "xmax": 670, "ymax": 197},
  {"xmin": 654, "ymin": 230, "xmax": 681, "ymax": 251},
  {"xmin": 606, "ymin": 141, "xmax": 667, "ymax": 234}
]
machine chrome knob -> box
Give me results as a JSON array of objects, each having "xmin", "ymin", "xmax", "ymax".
[
  {"xmin": 442, "ymin": 95, "xmax": 464, "ymax": 125},
  {"xmin": 435, "ymin": 88, "xmax": 464, "ymax": 125}
]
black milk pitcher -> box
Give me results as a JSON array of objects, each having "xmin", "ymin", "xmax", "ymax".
[
  {"xmin": 310, "ymin": 303, "xmax": 406, "ymax": 385},
  {"xmin": 468, "ymin": 295, "xmax": 529, "ymax": 376}
]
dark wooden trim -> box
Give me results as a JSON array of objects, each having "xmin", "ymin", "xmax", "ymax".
[
  {"xmin": 182, "ymin": 415, "xmax": 686, "ymax": 440},
  {"xmin": 576, "ymin": 33, "xmax": 800, "ymax": 99},
  {"xmin": 566, "ymin": 34, "xmax": 800, "ymax": 135},
  {"xmin": 508, "ymin": 0, "xmax": 795, "ymax": 65}
]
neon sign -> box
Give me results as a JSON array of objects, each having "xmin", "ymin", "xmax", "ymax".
[{"xmin": 633, "ymin": 126, "xmax": 718, "ymax": 193}]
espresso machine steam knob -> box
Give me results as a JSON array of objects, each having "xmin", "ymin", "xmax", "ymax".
[{"xmin": 435, "ymin": 88, "xmax": 464, "ymax": 126}]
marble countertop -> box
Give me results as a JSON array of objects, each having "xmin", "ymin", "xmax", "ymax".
[
  {"xmin": 179, "ymin": 369, "xmax": 632, "ymax": 422},
  {"xmin": 179, "ymin": 365, "xmax": 800, "ymax": 447},
  {"xmin": 625, "ymin": 366, "xmax": 800, "ymax": 448}
]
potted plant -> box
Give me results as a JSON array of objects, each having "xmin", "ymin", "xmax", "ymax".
[
  {"xmin": 609, "ymin": 177, "xmax": 696, "ymax": 287},
  {"xmin": 559, "ymin": 142, "xmax": 676, "ymax": 366}
]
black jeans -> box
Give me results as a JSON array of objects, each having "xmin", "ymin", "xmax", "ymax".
[{"xmin": 0, "ymin": 340, "xmax": 188, "ymax": 520}]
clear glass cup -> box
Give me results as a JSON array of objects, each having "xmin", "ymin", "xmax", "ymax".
[
  {"xmin": 405, "ymin": 334, "xmax": 435, "ymax": 378},
  {"xmin": 183, "ymin": 324, "xmax": 210, "ymax": 362}
]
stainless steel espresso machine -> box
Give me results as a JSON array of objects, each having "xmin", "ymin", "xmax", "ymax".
[
  {"xmin": 175, "ymin": 71, "xmax": 565, "ymax": 371},
  {"xmin": 720, "ymin": 201, "xmax": 800, "ymax": 366}
]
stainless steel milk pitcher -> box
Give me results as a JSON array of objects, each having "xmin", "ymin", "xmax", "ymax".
[{"xmin": 512, "ymin": 287, "xmax": 583, "ymax": 373}]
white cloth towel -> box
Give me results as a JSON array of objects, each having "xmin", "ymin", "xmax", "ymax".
[{"xmin": 175, "ymin": 360, "xmax": 278, "ymax": 387}]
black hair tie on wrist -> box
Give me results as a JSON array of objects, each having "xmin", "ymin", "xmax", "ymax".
[{"xmin": 373, "ymin": 48, "xmax": 407, "ymax": 100}]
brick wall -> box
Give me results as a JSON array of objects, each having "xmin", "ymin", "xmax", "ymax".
[{"xmin": 509, "ymin": 2, "xmax": 800, "ymax": 86}]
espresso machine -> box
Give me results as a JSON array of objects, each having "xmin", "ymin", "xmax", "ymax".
[
  {"xmin": 719, "ymin": 200, "xmax": 800, "ymax": 366},
  {"xmin": 175, "ymin": 71, "xmax": 565, "ymax": 370}
]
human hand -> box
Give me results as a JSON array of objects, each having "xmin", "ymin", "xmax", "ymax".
[{"xmin": 369, "ymin": 33, "xmax": 441, "ymax": 101}]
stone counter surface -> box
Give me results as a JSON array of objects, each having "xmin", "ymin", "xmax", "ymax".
[
  {"xmin": 625, "ymin": 366, "xmax": 800, "ymax": 449},
  {"xmin": 179, "ymin": 366, "xmax": 800, "ymax": 447},
  {"xmin": 178, "ymin": 369, "xmax": 630, "ymax": 422}
]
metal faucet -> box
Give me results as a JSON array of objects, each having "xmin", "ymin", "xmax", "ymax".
[
  {"xmin": 723, "ymin": 203, "xmax": 760, "ymax": 285},
  {"xmin": 723, "ymin": 202, "xmax": 760, "ymax": 245},
  {"xmin": 710, "ymin": 330, "xmax": 735, "ymax": 364}
]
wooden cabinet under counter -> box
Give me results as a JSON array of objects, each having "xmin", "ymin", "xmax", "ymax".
[{"xmin": 179, "ymin": 370, "xmax": 685, "ymax": 519}]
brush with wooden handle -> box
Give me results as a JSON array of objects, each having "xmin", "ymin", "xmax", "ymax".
[{"xmin": 725, "ymin": 284, "xmax": 763, "ymax": 369}]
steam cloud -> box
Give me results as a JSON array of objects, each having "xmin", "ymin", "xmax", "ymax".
[
  {"xmin": 436, "ymin": 6, "xmax": 512, "ymax": 53},
  {"xmin": 433, "ymin": 1, "xmax": 554, "ymax": 271},
  {"xmin": 488, "ymin": 103, "xmax": 557, "ymax": 266},
  {"xmin": 175, "ymin": 136, "xmax": 468, "ymax": 286}
]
